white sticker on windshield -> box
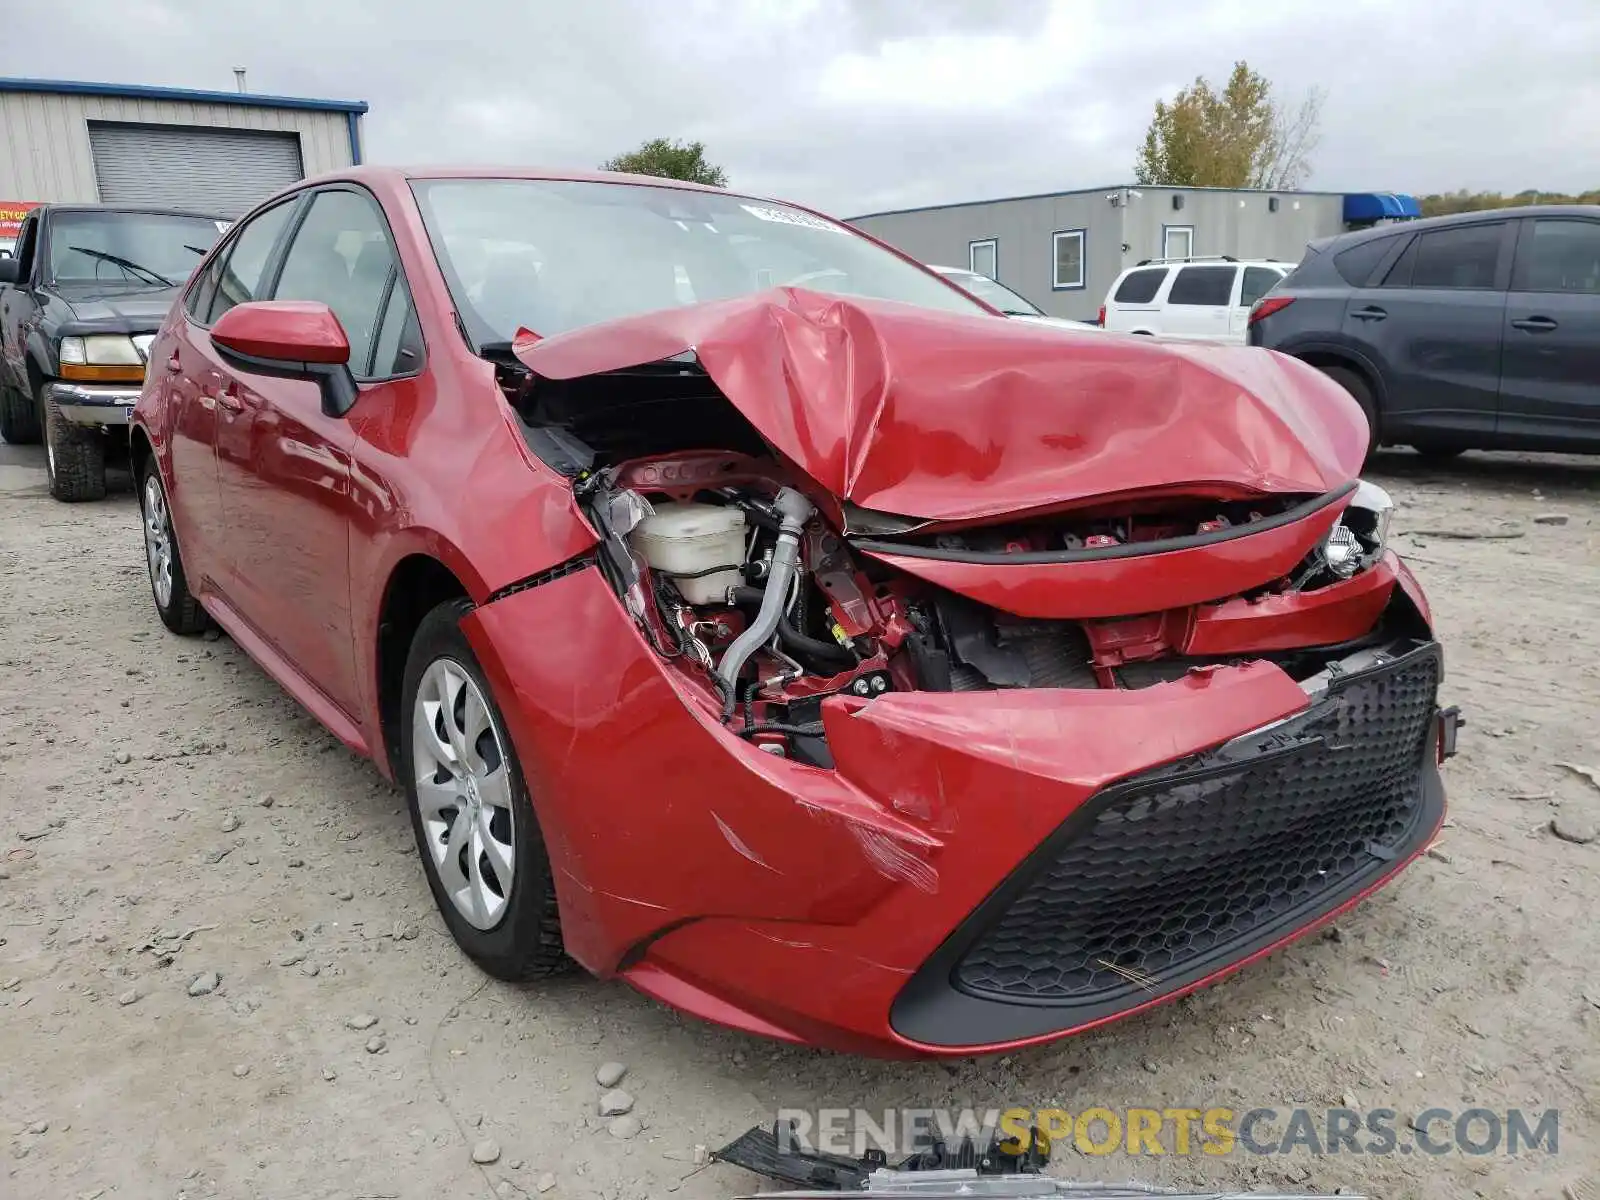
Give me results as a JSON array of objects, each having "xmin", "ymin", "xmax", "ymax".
[{"xmin": 740, "ymin": 204, "xmax": 847, "ymax": 234}]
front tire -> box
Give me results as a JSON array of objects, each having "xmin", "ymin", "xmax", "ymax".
[
  {"xmin": 1317, "ymin": 365, "xmax": 1379, "ymax": 460},
  {"xmin": 43, "ymin": 388, "xmax": 107, "ymax": 502},
  {"xmin": 138, "ymin": 460, "xmax": 207, "ymax": 635},
  {"xmin": 0, "ymin": 382, "xmax": 41, "ymax": 445},
  {"xmin": 400, "ymin": 599, "xmax": 569, "ymax": 981}
]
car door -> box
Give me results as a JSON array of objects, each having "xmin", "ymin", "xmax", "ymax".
[
  {"xmin": 1497, "ymin": 215, "xmax": 1600, "ymax": 446},
  {"xmin": 0, "ymin": 214, "xmax": 40, "ymax": 391},
  {"xmin": 1229, "ymin": 266, "xmax": 1284, "ymax": 341},
  {"xmin": 169, "ymin": 197, "xmax": 301, "ymax": 588},
  {"xmin": 1163, "ymin": 264, "xmax": 1237, "ymax": 339},
  {"xmin": 212, "ymin": 185, "xmax": 410, "ymax": 717},
  {"xmin": 1342, "ymin": 220, "xmax": 1512, "ymax": 439}
]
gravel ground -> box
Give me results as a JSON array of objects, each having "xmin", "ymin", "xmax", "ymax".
[{"xmin": 1, "ymin": 440, "xmax": 1596, "ymax": 1200}]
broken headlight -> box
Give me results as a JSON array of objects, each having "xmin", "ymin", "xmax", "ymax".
[{"xmin": 1324, "ymin": 479, "xmax": 1393, "ymax": 578}]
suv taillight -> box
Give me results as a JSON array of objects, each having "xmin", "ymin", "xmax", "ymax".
[
  {"xmin": 1249, "ymin": 295, "xmax": 1294, "ymax": 324},
  {"xmin": 1096, "ymin": 305, "xmax": 1106, "ymax": 326}
]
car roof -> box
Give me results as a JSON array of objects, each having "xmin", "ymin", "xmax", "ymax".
[
  {"xmin": 1313, "ymin": 203, "xmax": 1600, "ymax": 254},
  {"xmin": 296, "ymin": 163, "xmax": 747, "ymax": 198}
]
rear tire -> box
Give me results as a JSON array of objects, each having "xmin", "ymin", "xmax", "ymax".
[
  {"xmin": 0, "ymin": 382, "xmax": 41, "ymax": 445},
  {"xmin": 1413, "ymin": 444, "xmax": 1466, "ymax": 465},
  {"xmin": 1317, "ymin": 364, "xmax": 1379, "ymax": 460},
  {"xmin": 400, "ymin": 599, "xmax": 570, "ymax": 981},
  {"xmin": 43, "ymin": 388, "xmax": 107, "ymax": 502}
]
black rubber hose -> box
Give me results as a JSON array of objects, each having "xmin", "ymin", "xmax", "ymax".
[{"xmin": 728, "ymin": 586, "xmax": 855, "ymax": 670}]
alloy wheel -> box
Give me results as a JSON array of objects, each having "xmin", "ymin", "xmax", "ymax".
[
  {"xmin": 141, "ymin": 473, "xmax": 174, "ymax": 609},
  {"xmin": 412, "ymin": 658, "xmax": 517, "ymax": 930}
]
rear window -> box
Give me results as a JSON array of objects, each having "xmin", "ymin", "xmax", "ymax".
[
  {"xmin": 1333, "ymin": 236, "xmax": 1397, "ymax": 286},
  {"xmin": 1240, "ymin": 266, "xmax": 1285, "ymax": 307},
  {"xmin": 1113, "ymin": 267, "xmax": 1166, "ymax": 304},
  {"xmin": 1167, "ymin": 265, "xmax": 1236, "ymax": 306}
]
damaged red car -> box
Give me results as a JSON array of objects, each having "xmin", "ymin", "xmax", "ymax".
[{"xmin": 131, "ymin": 167, "xmax": 1461, "ymax": 1057}]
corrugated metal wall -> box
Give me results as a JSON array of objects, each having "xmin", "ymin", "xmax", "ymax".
[{"xmin": 0, "ymin": 90, "xmax": 358, "ymax": 204}]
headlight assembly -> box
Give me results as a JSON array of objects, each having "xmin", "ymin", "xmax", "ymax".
[
  {"xmin": 57, "ymin": 334, "xmax": 146, "ymax": 382},
  {"xmin": 1299, "ymin": 479, "xmax": 1395, "ymax": 588}
]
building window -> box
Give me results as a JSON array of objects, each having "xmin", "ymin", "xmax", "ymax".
[
  {"xmin": 969, "ymin": 238, "xmax": 998, "ymax": 280},
  {"xmin": 1163, "ymin": 225, "xmax": 1194, "ymax": 260},
  {"xmin": 1051, "ymin": 229, "xmax": 1085, "ymax": 290}
]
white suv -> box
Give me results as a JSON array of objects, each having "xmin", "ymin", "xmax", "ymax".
[{"xmin": 1099, "ymin": 256, "xmax": 1288, "ymax": 342}]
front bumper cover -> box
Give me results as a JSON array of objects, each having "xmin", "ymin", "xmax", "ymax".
[
  {"xmin": 891, "ymin": 640, "xmax": 1446, "ymax": 1047},
  {"xmin": 46, "ymin": 381, "xmax": 142, "ymax": 428}
]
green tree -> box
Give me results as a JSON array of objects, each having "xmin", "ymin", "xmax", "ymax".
[
  {"xmin": 1416, "ymin": 188, "xmax": 1600, "ymax": 216},
  {"xmin": 600, "ymin": 138, "xmax": 727, "ymax": 187},
  {"xmin": 1135, "ymin": 62, "xmax": 1323, "ymax": 190}
]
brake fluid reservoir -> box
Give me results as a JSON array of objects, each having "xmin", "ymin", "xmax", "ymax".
[{"xmin": 629, "ymin": 502, "xmax": 747, "ymax": 605}]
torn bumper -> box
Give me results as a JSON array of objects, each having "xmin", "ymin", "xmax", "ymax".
[{"xmin": 465, "ymin": 568, "xmax": 1450, "ymax": 1057}]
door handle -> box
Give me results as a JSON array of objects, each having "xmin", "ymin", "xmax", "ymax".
[
  {"xmin": 215, "ymin": 381, "xmax": 244, "ymax": 413},
  {"xmin": 1351, "ymin": 306, "xmax": 1387, "ymax": 321},
  {"xmin": 1511, "ymin": 316, "xmax": 1558, "ymax": 333}
]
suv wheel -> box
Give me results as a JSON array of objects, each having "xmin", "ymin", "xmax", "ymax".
[
  {"xmin": 1316, "ymin": 365, "xmax": 1379, "ymax": 460},
  {"xmin": 400, "ymin": 599, "xmax": 570, "ymax": 981},
  {"xmin": 43, "ymin": 388, "xmax": 107, "ymax": 501},
  {"xmin": 0, "ymin": 382, "xmax": 41, "ymax": 445}
]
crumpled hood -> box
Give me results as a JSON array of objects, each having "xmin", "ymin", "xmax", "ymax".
[{"xmin": 516, "ymin": 288, "xmax": 1368, "ymax": 522}]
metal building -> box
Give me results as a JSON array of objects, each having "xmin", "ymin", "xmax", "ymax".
[
  {"xmin": 849, "ymin": 185, "xmax": 1419, "ymax": 322},
  {"xmin": 0, "ymin": 77, "xmax": 368, "ymax": 221}
]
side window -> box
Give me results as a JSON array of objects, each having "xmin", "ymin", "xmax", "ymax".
[
  {"xmin": 1381, "ymin": 236, "xmax": 1418, "ymax": 288},
  {"xmin": 1113, "ymin": 267, "xmax": 1165, "ymax": 304},
  {"xmin": 1516, "ymin": 220, "xmax": 1600, "ymax": 294},
  {"xmin": 369, "ymin": 279, "xmax": 423, "ymax": 377},
  {"xmin": 271, "ymin": 190, "xmax": 397, "ymax": 379},
  {"xmin": 206, "ymin": 200, "xmax": 297, "ymax": 323},
  {"xmin": 1167, "ymin": 265, "xmax": 1236, "ymax": 306},
  {"xmin": 1409, "ymin": 223, "xmax": 1505, "ymax": 290},
  {"xmin": 1240, "ymin": 266, "xmax": 1283, "ymax": 308},
  {"xmin": 1333, "ymin": 236, "xmax": 1397, "ymax": 287}
]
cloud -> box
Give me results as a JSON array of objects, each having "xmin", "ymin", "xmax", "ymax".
[{"xmin": 2, "ymin": 0, "xmax": 1595, "ymax": 216}]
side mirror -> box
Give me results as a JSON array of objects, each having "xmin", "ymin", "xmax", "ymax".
[
  {"xmin": 0, "ymin": 257, "xmax": 20, "ymax": 284},
  {"xmin": 210, "ymin": 300, "xmax": 358, "ymax": 416}
]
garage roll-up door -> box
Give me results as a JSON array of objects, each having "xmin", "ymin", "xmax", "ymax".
[{"xmin": 89, "ymin": 122, "xmax": 305, "ymax": 217}]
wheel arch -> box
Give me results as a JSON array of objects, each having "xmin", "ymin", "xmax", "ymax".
[{"xmin": 374, "ymin": 553, "xmax": 473, "ymax": 777}]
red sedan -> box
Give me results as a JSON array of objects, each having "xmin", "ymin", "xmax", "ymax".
[{"xmin": 132, "ymin": 167, "xmax": 1459, "ymax": 1057}]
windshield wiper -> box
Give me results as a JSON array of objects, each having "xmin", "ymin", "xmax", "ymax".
[
  {"xmin": 184, "ymin": 244, "xmax": 211, "ymax": 257},
  {"xmin": 66, "ymin": 246, "xmax": 174, "ymax": 287}
]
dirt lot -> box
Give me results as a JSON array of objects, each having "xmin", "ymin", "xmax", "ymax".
[{"xmin": 1, "ymin": 441, "xmax": 1596, "ymax": 1200}]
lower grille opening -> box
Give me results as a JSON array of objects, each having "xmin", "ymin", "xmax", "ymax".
[{"xmin": 953, "ymin": 644, "xmax": 1441, "ymax": 1007}]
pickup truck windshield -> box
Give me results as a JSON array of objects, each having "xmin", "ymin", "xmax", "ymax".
[
  {"xmin": 48, "ymin": 211, "xmax": 225, "ymax": 287},
  {"xmin": 410, "ymin": 178, "xmax": 986, "ymax": 345}
]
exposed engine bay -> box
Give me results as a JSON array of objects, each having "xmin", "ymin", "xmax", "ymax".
[{"xmin": 500, "ymin": 356, "xmax": 1412, "ymax": 769}]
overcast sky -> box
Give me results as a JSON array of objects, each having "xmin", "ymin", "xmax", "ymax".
[{"xmin": 4, "ymin": 0, "xmax": 1595, "ymax": 215}]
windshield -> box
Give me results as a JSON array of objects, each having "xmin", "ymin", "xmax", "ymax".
[
  {"xmin": 936, "ymin": 268, "xmax": 1045, "ymax": 316},
  {"xmin": 48, "ymin": 211, "xmax": 225, "ymax": 287},
  {"xmin": 410, "ymin": 178, "xmax": 987, "ymax": 344}
]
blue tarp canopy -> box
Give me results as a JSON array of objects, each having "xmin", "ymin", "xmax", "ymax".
[{"xmin": 1343, "ymin": 192, "xmax": 1422, "ymax": 222}]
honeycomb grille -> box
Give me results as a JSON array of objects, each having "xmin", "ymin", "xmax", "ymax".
[{"xmin": 954, "ymin": 651, "xmax": 1440, "ymax": 1005}]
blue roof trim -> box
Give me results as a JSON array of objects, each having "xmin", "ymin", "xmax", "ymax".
[
  {"xmin": 1343, "ymin": 192, "xmax": 1421, "ymax": 222},
  {"xmin": 0, "ymin": 76, "xmax": 368, "ymax": 115}
]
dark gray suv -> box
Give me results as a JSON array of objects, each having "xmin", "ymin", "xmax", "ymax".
[{"xmin": 1248, "ymin": 205, "xmax": 1600, "ymax": 461}]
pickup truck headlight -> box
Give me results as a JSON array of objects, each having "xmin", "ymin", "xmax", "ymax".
[{"xmin": 58, "ymin": 334, "xmax": 146, "ymax": 382}]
